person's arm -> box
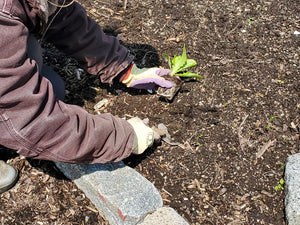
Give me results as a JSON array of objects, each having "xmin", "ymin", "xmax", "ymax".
[
  {"xmin": 0, "ymin": 6, "xmax": 135, "ymax": 164},
  {"xmin": 44, "ymin": 2, "xmax": 173, "ymax": 90},
  {"xmin": 44, "ymin": 2, "xmax": 134, "ymax": 84}
]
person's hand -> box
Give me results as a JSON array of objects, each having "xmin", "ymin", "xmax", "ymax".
[
  {"xmin": 121, "ymin": 64, "xmax": 173, "ymax": 90},
  {"xmin": 127, "ymin": 117, "xmax": 160, "ymax": 154}
]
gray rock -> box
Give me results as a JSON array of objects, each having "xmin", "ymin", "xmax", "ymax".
[
  {"xmin": 55, "ymin": 161, "xmax": 163, "ymax": 225},
  {"xmin": 140, "ymin": 207, "xmax": 190, "ymax": 225},
  {"xmin": 285, "ymin": 153, "xmax": 300, "ymax": 225}
]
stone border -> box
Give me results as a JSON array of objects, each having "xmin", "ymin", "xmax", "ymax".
[
  {"xmin": 55, "ymin": 161, "xmax": 189, "ymax": 225},
  {"xmin": 285, "ymin": 153, "xmax": 300, "ymax": 225}
]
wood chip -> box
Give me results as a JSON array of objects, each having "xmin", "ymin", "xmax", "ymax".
[
  {"xmin": 86, "ymin": 206, "xmax": 99, "ymax": 213},
  {"xmin": 256, "ymin": 140, "xmax": 276, "ymax": 158},
  {"xmin": 261, "ymin": 190, "xmax": 275, "ymax": 197}
]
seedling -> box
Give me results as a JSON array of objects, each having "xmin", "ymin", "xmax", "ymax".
[
  {"xmin": 277, "ymin": 79, "xmax": 284, "ymax": 84},
  {"xmin": 157, "ymin": 45, "xmax": 202, "ymax": 100},
  {"xmin": 164, "ymin": 44, "xmax": 202, "ymax": 79},
  {"xmin": 247, "ymin": 18, "xmax": 257, "ymax": 23},
  {"xmin": 266, "ymin": 116, "xmax": 274, "ymax": 130},
  {"xmin": 274, "ymin": 179, "xmax": 284, "ymax": 191}
]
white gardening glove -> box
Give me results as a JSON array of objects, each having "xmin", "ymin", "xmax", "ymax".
[{"xmin": 127, "ymin": 117, "xmax": 160, "ymax": 154}]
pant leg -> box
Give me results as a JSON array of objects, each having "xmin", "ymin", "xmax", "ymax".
[
  {"xmin": 26, "ymin": 34, "xmax": 65, "ymax": 101},
  {"xmin": 41, "ymin": 64, "xmax": 66, "ymax": 101}
]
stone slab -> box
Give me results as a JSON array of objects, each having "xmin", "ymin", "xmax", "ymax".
[
  {"xmin": 285, "ymin": 153, "xmax": 300, "ymax": 225},
  {"xmin": 140, "ymin": 207, "xmax": 190, "ymax": 225},
  {"xmin": 55, "ymin": 161, "xmax": 163, "ymax": 225}
]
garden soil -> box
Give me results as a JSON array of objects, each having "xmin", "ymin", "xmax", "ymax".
[{"xmin": 1, "ymin": 0, "xmax": 299, "ymax": 224}]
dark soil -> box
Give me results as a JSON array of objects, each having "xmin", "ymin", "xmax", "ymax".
[{"xmin": 1, "ymin": 0, "xmax": 299, "ymax": 224}]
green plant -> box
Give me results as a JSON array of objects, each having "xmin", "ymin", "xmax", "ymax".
[
  {"xmin": 164, "ymin": 44, "xmax": 202, "ymax": 79},
  {"xmin": 247, "ymin": 18, "xmax": 257, "ymax": 23},
  {"xmin": 225, "ymin": 3, "xmax": 231, "ymax": 10},
  {"xmin": 274, "ymin": 179, "xmax": 284, "ymax": 191},
  {"xmin": 277, "ymin": 79, "xmax": 284, "ymax": 84},
  {"xmin": 195, "ymin": 134, "xmax": 203, "ymax": 147},
  {"xmin": 266, "ymin": 116, "xmax": 274, "ymax": 130}
]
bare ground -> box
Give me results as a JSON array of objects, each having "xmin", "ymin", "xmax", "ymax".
[{"xmin": 1, "ymin": 0, "xmax": 300, "ymax": 224}]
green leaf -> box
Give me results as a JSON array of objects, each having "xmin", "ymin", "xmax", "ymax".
[
  {"xmin": 171, "ymin": 44, "xmax": 189, "ymax": 75},
  {"xmin": 165, "ymin": 44, "xmax": 200, "ymax": 79},
  {"xmin": 176, "ymin": 72, "xmax": 203, "ymax": 79},
  {"xmin": 181, "ymin": 59, "xmax": 197, "ymax": 70},
  {"xmin": 171, "ymin": 54, "xmax": 186, "ymax": 75},
  {"xmin": 181, "ymin": 44, "xmax": 187, "ymax": 62}
]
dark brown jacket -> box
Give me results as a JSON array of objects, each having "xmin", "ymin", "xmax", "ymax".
[{"xmin": 0, "ymin": 0, "xmax": 135, "ymax": 163}]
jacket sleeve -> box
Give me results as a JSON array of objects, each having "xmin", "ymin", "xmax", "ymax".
[
  {"xmin": 0, "ymin": 9, "xmax": 135, "ymax": 164},
  {"xmin": 44, "ymin": 2, "xmax": 134, "ymax": 84}
]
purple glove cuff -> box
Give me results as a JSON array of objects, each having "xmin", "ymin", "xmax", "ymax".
[{"xmin": 130, "ymin": 78, "xmax": 173, "ymax": 90}]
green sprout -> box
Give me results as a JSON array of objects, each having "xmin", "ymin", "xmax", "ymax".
[
  {"xmin": 225, "ymin": 3, "xmax": 230, "ymax": 10},
  {"xmin": 164, "ymin": 44, "xmax": 202, "ymax": 79},
  {"xmin": 274, "ymin": 179, "xmax": 284, "ymax": 191},
  {"xmin": 266, "ymin": 116, "xmax": 274, "ymax": 130},
  {"xmin": 277, "ymin": 79, "xmax": 284, "ymax": 84},
  {"xmin": 247, "ymin": 18, "xmax": 257, "ymax": 23}
]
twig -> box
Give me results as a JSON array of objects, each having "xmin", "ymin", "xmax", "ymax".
[
  {"xmin": 86, "ymin": 206, "xmax": 98, "ymax": 213},
  {"xmin": 227, "ymin": 23, "xmax": 242, "ymax": 35},
  {"xmin": 162, "ymin": 188, "xmax": 173, "ymax": 197},
  {"xmin": 256, "ymin": 140, "xmax": 276, "ymax": 158},
  {"xmin": 238, "ymin": 115, "xmax": 249, "ymax": 151},
  {"xmin": 162, "ymin": 198, "xmax": 171, "ymax": 203},
  {"xmin": 184, "ymin": 141, "xmax": 196, "ymax": 153},
  {"xmin": 123, "ymin": 0, "xmax": 127, "ymax": 11}
]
